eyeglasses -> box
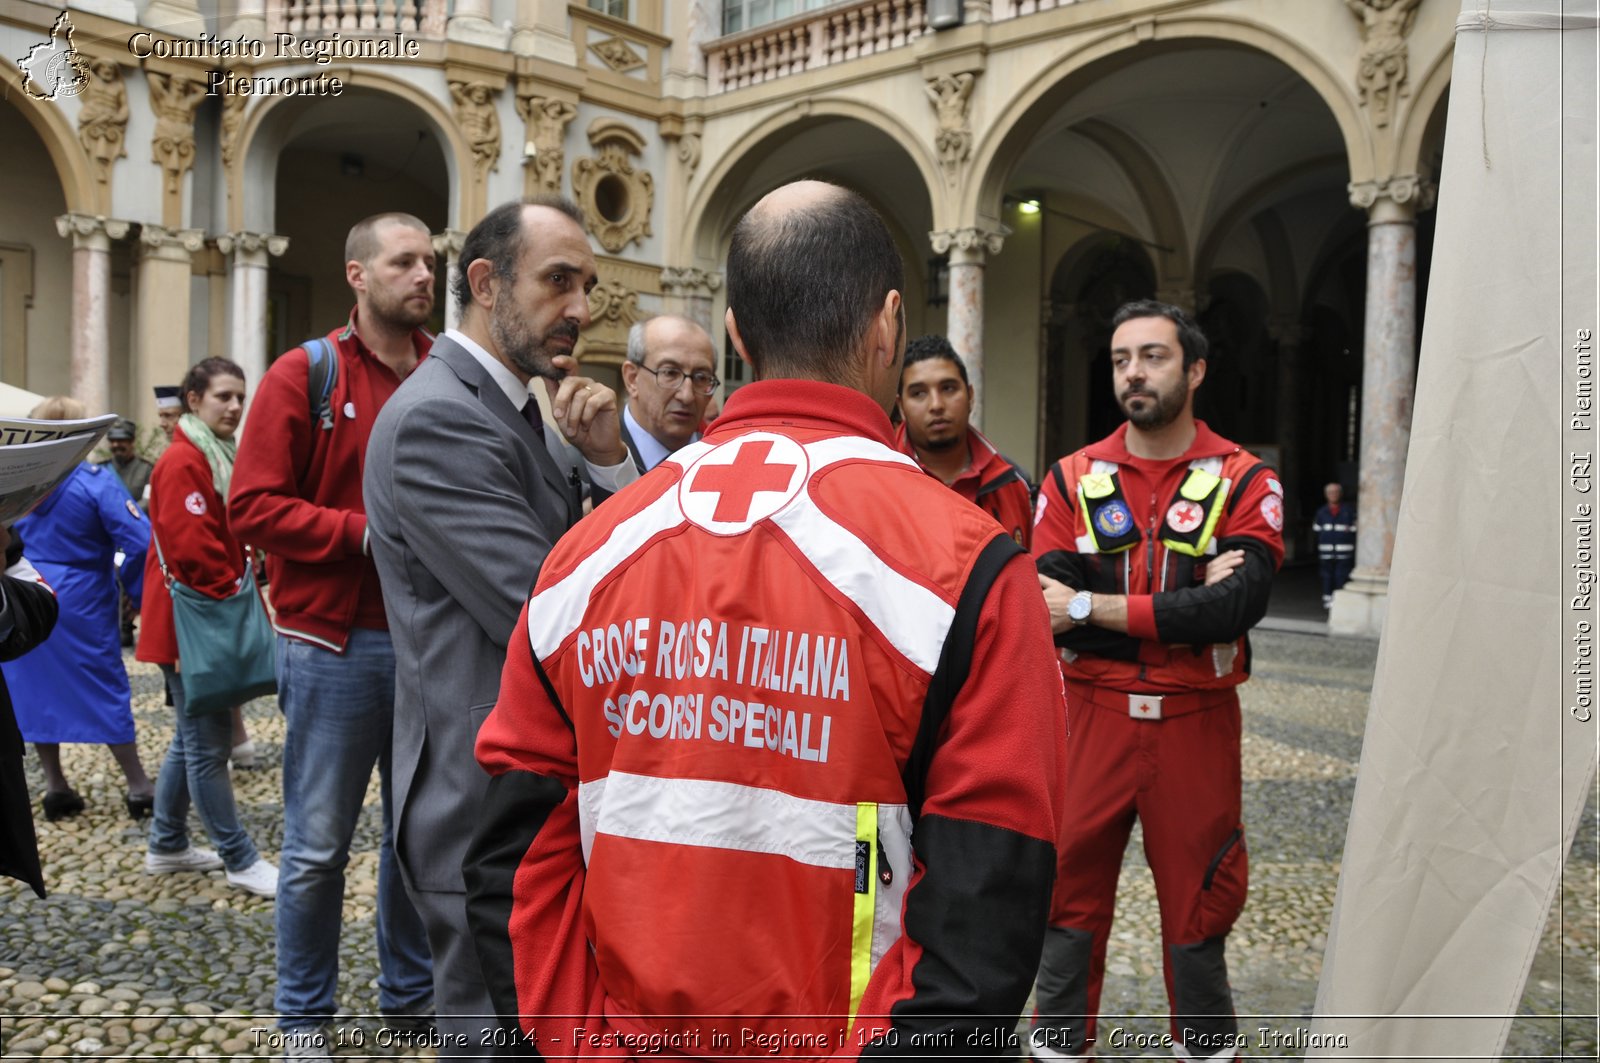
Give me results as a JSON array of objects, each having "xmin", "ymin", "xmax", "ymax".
[{"xmin": 635, "ymin": 362, "xmax": 720, "ymax": 396}]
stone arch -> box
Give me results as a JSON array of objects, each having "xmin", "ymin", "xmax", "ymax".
[
  {"xmin": 1394, "ymin": 42, "xmax": 1453, "ymax": 181},
  {"xmin": 685, "ymin": 97, "xmax": 944, "ymax": 265},
  {"xmin": 1072, "ymin": 117, "xmax": 1191, "ymax": 296},
  {"xmin": 1192, "ymin": 153, "xmax": 1347, "ymax": 300},
  {"xmin": 966, "ymin": 16, "xmax": 1372, "ymax": 228},
  {"xmin": 230, "ymin": 70, "xmax": 467, "ymax": 233},
  {"xmin": 0, "ymin": 66, "xmax": 97, "ymax": 214}
]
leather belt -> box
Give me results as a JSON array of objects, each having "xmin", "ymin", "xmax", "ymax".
[{"xmin": 1065, "ymin": 681, "xmax": 1234, "ymax": 721}]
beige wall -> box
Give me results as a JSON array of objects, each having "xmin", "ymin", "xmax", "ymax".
[{"xmin": 0, "ymin": 99, "xmax": 73, "ymax": 401}]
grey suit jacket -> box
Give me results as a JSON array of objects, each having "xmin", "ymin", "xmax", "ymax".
[{"xmin": 363, "ymin": 336, "xmax": 582, "ymax": 893}]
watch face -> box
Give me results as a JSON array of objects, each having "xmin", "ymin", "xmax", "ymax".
[{"xmin": 1069, "ymin": 594, "xmax": 1092, "ymax": 621}]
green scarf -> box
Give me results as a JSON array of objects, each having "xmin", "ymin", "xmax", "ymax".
[{"xmin": 178, "ymin": 412, "xmax": 237, "ymax": 500}]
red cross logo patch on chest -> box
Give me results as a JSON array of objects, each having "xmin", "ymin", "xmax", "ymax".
[
  {"xmin": 1166, "ymin": 499, "xmax": 1204, "ymax": 534},
  {"xmin": 679, "ymin": 433, "xmax": 808, "ymax": 534}
]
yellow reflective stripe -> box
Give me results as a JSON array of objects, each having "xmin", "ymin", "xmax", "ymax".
[
  {"xmin": 1180, "ymin": 468, "xmax": 1220, "ymax": 501},
  {"xmin": 849, "ymin": 802, "xmax": 877, "ymax": 1027},
  {"xmin": 1076, "ymin": 480, "xmax": 1103, "ymax": 552}
]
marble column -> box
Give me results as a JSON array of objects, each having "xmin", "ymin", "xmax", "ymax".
[
  {"xmin": 930, "ymin": 226, "xmax": 1006, "ymax": 427},
  {"xmin": 432, "ymin": 229, "xmax": 468, "ymax": 331},
  {"xmin": 1331, "ymin": 175, "xmax": 1434, "ymax": 637},
  {"xmin": 134, "ymin": 225, "xmax": 206, "ymax": 422},
  {"xmin": 55, "ymin": 213, "xmax": 131, "ymax": 416},
  {"xmin": 660, "ymin": 267, "xmax": 723, "ymax": 335},
  {"xmin": 217, "ymin": 232, "xmax": 289, "ymax": 389}
]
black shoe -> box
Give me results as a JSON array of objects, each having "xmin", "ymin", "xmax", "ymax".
[
  {"xmin": 381, "ymin": 1006, "xmax": 436, "ymax": 1040},
  {"xmin": 42, "ymin": 789, "xmax": 85, "ymax": 821},
  {"xmin": 125, "ymin": 793, "xmax": 154, "ymax": 821}
]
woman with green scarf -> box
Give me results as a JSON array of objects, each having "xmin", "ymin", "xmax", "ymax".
[{"xmin": 137, "ymin": 357, "xmax": 277, "ymax": 898}]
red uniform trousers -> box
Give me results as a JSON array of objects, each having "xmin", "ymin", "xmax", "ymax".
[{"xmin": 1032, "ymin": 685, "xmax": 1247, "ymax": 1059}]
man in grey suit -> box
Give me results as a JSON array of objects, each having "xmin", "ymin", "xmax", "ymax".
[
  {"xmin": 618, "ymin": 315, "xmax": 719, "ymax": 471},
  {"xmin": 363, "ymin": 196, "xmax": 638, "ymax": 1057}
]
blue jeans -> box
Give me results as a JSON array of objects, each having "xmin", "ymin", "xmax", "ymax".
[
  {"xmin": 150, "ymin": 665, "xmax": 260, "ymax": 872},
  {"xmin": 273, "ymin": 630, "xmax": 432, "ymax": 1030}
]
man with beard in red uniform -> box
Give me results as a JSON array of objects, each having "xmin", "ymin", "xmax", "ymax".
[
  {"xmin": 465, "ymin": 181, "xmax": 1067, "ymax": 1058},
  {"xmin": 1028, "ymin": 300, "xmax": 1283, "ymax": 1063},
  {"xmin": 895, "ymin": 334, "xmax": 1033, "ymax": 548}
]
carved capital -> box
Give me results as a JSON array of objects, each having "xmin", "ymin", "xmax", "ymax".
[
  {"xmin": 1348, "ymin": 174, "xmax": 1436, "ymax": 213},
  {"xmin": 660, "ymin": 267, "xmax": 723, "ymax": 296},
  {"xmin": 431, "ymin": 228, "xmax": 468, "ymax": 258},
  {"xmin": 929, "ymin": 226, "xmax": 1006, "ymax": 259},
  {"xmin": 148, "ymin": 73, "xmax": 206, "ymax": 198},
  {"xmin": 137, "ymin": 224, "xmax": 207, "ymax": 259},
  {"xmin": 55, "ymin": 213, "xmax": 132, "ymax": 247},
  {"xmin": 573, "ymin": 120, "xmax": 654, "ymax": 254},
  {"xmin": 216, "ymin": 231, "xmax": 289, "ymax": 261}
]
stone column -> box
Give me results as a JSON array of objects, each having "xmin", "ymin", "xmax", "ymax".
[
  {"xmin": 432, "ymin": 229, "xmax": 468, "ymax": 331},
  {"xmin": 134, "ymin": 225, "xmax": 206, "ymax": 421},
  {"xmin": 216, "ymin": 232, "xmax": 289, "ymax": 388},
  {"xmin": 55, "ymin": 213, "xmax": 131, "ymax": 416},
  {"xmin": 660, "ymin": 267, "xmax": 723, "ymax": 334},
  {"xmin": 449, "ymin": 0, "xmax": 510, "ymax": 47},
  {"xmin": 1331, "ymin": 175, "xmax": 1434, "ymax": 637},
  {"xmin": 930, "ymin": 226, "xmax": 1006, "ymax": 426}
]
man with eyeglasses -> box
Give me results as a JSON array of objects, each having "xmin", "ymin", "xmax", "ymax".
[{"xmin": 619, "ymin": 315, "xmax": 719, "ymax": 471}]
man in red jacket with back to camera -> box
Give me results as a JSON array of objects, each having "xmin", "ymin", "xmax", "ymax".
[
  {"xmin": 1028, "ymin": 300, "xmax": 1283, "ymax": 1063},
  {"xmin": 465, "ymin": 181, "xmax": 1067, "ymax": 1058},
  {"xmin": 229, "ymin": 212, "xmax": 436, "ymax": 1059}
]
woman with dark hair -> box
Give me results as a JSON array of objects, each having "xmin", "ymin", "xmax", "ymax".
[
  {"xmin": 0, "ymin": 395, "xmax": 156, "ymax": 822},
  {"xmin": 137, "ymin": 358, "xmax": 277, "ymax": 897}
]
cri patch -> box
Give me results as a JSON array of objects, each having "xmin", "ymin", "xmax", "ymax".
[
  {"xmin": 1093, "ymin": 500, "xmax": 1132, "ymax": 538},
  {"xmin": 125, "ymin": 499, "xmax": 144, "ymax": 520},
  {"xmin": 1166, "ymin": 500, "xmax": 1203, "ymax": 534},
  {"xmin": 184, "ymin": 491, "xmax": 207, "ymax": 516},
  {"xmin": 1260, "ymin": 494, "xmax": 1283, "ymax": 532}
]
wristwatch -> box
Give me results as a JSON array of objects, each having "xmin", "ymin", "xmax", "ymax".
[{"xmin": 1067, "ymin": 590, "xmax": 1093, "ymax": 626}]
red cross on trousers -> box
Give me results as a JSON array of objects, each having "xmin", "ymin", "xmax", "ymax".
[{"xmin": 689, "ymin": 439, "xmax": 798, "ymax": 523}]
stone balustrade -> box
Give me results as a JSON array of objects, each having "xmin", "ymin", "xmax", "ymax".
[
  {"xmin": 265, "ymin": 0, "xmax": 448, "ymax": 36},
  {"xmin": 706, "ymin": 0, "xmax": 927, "ymax": 93}
]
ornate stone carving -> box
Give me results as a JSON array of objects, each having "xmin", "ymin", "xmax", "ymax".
[
  {"xmin": 587, "ymin": 280, "xmax": 641, "ymax": 328},
  {"xmin": 1348, "ymin": 173, "xmax": 1437, "ymax": 212},
  {"xmin": 449, "ymin": 80, "xmax": 502, "ymax": 180},
  {"xmin": 215, "ymin": 232, "xmax": 289, "ymax": 260},
  {"xmin": 137, "ymin": 224, "xmax": 207, "ymax": 256},
  {"xmin": 661, "ymin": 115, "xmax": 703, "ymax": 175},
  {"xmin": 77, "ymin": 60, "xmax": 128, "ymax": 187},
  {"xmin": 924, "ymin": 72, "xmax": 976, "ymax": 183},
  {"xmin": 148, "ymin": 73, "xmax": 206, "ymax": 196},
  {"xmin": 220, "ymin": 91, "xmax": 247, "ymax": 172},
  {"xmin": 590, "ymin": 36, "xmax": 645, "ymax": 73},
  {"xmin": 928, "ymin": 226, "xmax": 1005, "ymax": 258},
  {"xmin": 431, "ymin": 229, "xmax": 467, "ymax": 259},
  {"xmin": 55, "ymin": 212, "xmax": 132, "ymax": 247},
  {"xmin": 572, "ymin": 120, "xmax": 654, "ymax": 254},
  {"xmin": 1345, "ymin": 0, "xmax": 1422, "ymax": 129},
  {"xmin": 516, "ymin": 91, "xmax": 578, "ymax": 194},
  {"xmin": 660, "ymin": 267, "xmax": 722, "ymax": 297}
]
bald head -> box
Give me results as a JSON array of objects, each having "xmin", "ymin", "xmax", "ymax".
[{"xmin": 725, "ymin": 180, "xmax": 903, "ymax": 385}]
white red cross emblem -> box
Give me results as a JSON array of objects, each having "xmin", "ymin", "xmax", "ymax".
[
  {"xmin": 679, "ymin": 433, "xmax": 807, "ymax": 534},
  {"xmin": 1166, "ymin": 499, "xmax": 1204, "ymax": 534}
]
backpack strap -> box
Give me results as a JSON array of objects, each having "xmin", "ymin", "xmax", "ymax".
[{"xmin": 303, "ymin": 338, "xmax": 338, "ymax": 432}]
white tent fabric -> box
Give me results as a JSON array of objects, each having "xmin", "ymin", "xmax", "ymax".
[{"xmin": 1312, "ymin": 2, "xmax": 1597, "ymax": 1058}]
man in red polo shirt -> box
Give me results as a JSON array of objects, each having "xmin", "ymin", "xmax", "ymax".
[{"xmin": 895, "ymin": 334, "xmax": 1034, "ymax": 548}]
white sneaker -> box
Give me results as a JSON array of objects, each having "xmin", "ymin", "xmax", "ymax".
[
  {"xmin": 230, "ymin": 739, "xmax": 257, "ymax": 769},
  {"xmin": 282, "ymin": 1027, "xmax": 331, "ymax": 1060},
  {"xmin": 144, "ymin": 846, "xmax": 224, "ymax": 874},
  {"xmin": 226, "ymin": 859, "xmax": 278, "ymax": 897}
]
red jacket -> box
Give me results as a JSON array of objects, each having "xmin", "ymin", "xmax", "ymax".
[
  {"xmin": 469, "ymin": 381, "xmax": 1066, "ymax": 1057},
  {"xmin": 229, "ymin": 313, "xmax": 432, "ymax": 651},
  {"xmin": 1032, "ymin": 420, "xmax": 1283, "ymax": 695},
  {"xmin": 137, "ymin": 427, "xmax": 248, "ymax": 666},
  {"xmin": 895, "ymin": 422, "xmax": 1034, "ymax": 549}
]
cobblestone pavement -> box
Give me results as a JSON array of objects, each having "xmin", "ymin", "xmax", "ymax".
[{"xmin": 0, "ymin": 637, "xmax": 1594, "ymax": 1060}]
